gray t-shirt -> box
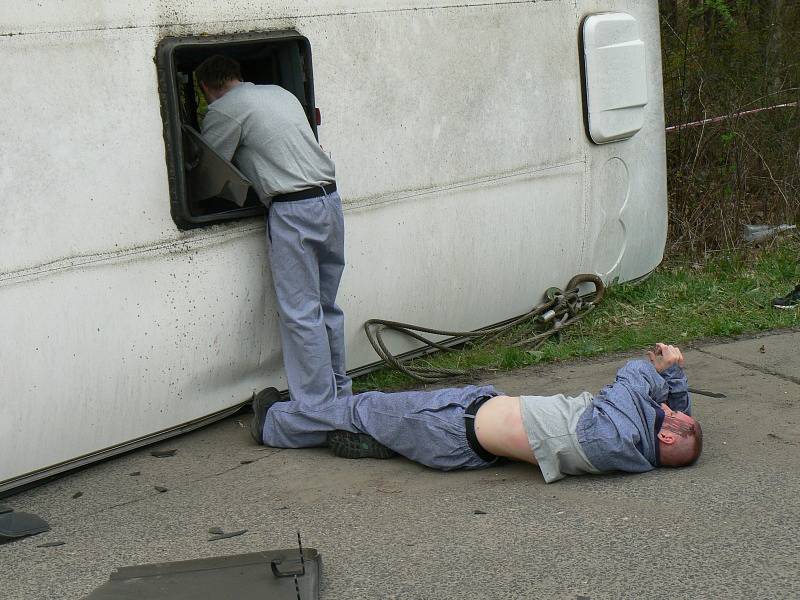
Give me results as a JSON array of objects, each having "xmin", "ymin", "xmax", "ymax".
[
  {"xmin": 201, "ymin": 82, "xmax": 336, "ymax": 200},
  {"xmin": 519, "ymin": 393, "xmax": 601, "ymax": 483}
]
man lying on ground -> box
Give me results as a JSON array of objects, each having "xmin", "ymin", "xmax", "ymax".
[{"xmin": 250, "ymin": 343, "xmax": 702, "ymax": 482}]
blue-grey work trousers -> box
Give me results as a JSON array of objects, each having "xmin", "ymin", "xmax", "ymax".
[
  {"xmin": 262, "ymin": 385, "xmax": 501, "ymax": 471},
  {"xmin": 267, "ymin": 190, "xmax": 352, "ymax": 407}
]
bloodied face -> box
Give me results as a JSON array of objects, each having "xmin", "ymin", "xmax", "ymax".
[{"xmin": 657, "ymin": 403, "xmax": 703, "ymax": 467}]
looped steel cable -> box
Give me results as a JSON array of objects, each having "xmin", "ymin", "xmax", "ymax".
[{"xmin": 364, "ymin": 273, "xmax": 605, "ymax": 383}]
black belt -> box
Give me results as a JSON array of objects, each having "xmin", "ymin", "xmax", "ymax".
[
  {"xmin": 464, "ymin": 395, "xmax": 500, "ymax": 463},
  {"xmin": 271, "ymin": 182, "xmax": 336, "ymax": 202}
]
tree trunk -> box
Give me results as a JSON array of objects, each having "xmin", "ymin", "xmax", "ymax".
[
  {"xmin": 662, "ymin": 0, "xmax": 678, "ymax": 29},
  {"xmin": 765, "ymin": 0, "xmax": 786, "ymax": 94}
]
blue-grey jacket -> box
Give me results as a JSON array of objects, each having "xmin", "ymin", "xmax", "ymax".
[{"xmin": 576, "ymin": 360, "xmax": 691, "ymax": 474}]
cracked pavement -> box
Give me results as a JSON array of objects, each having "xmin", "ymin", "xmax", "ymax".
[{"xmin": 1, "ymin": 330, "xmax": 798, "ymax": 599}]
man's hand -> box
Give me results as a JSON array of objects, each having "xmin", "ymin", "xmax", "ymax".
[{"xmin": 647, "ymin": 343, "xmax": 684, "ymax": 373}]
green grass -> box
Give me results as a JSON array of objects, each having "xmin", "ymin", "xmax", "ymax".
[{"xmin": 353, "ymin": 235, "xmax": 799, "ymax": 392}]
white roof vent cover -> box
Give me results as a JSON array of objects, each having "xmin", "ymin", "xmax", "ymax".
[{"xmin": 582, "ymin": 13, "xmax": 648, "ymax": 144}]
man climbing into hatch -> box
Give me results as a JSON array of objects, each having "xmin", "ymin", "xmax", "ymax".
[
  {"xmin": 250, "ymin": 343, "xmax": 703, "ymax": 483},
  {"xmin": 196, "ymin": 55, "xmax": 352, "ymax": 411}
]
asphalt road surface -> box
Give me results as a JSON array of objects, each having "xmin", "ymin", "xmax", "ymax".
[{"xmin": 1, "ymin": 330, "xmax": 798, "ymax": 599}]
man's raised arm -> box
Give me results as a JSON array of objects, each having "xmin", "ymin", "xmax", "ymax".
[
  {"xmin": 605, "ymin": 358, "xmax": 669, "ymax": 409},
  {"xmin": 598, "ymin": 343, "xmax": 688, "ymax": 411},
  {"xmin": 648, "ymin": 343, "xmax": 691, "ymax": 415}
]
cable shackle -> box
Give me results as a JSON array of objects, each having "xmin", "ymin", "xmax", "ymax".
[{"xmin": 363, "ymin": 273, "xmax": 605, "ymax": 383}]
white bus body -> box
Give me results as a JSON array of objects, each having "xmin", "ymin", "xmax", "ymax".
[{"xmin": 0, "ymin": 1, "xmax": 667, "ymax": 493}]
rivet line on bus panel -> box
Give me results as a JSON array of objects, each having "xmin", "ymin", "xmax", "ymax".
[
  {"xmin": 0, "ymin": 1, "xmax": 544, "ymax": 38},
  {"xmin": 0, "ymin": 223, "xmax": 265, "ymax": 286}
]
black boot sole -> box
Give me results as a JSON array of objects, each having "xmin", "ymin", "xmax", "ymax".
[
  {"xmin": 250, "ymin": 387, "xmax": 283, "ymax": 445},
  {"xmin": 327, "ymin": 431, "xmax": 397, "ymax": 459}
]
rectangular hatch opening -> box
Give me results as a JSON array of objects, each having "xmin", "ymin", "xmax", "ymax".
[{"xmin": 156, "ymin": 32, "xmax": 317, "ymax": 229}]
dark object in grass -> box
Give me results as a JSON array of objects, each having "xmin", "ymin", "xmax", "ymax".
[
  {"xmin": 207, "ymin": 527, "xmax": 223, "ymax": 535},
  {"xmin": 687, "ymin": 387, "xmax": 727, "ymax": 398},
  {"xmin": 129, "ymin": 471, "xmax": 141, "ymax": 476},
  {"xmin": 72, "ymin": 491, "xmax": 83, "ymax": 499},
  {"xmin": 37, "ymin": 541, "xmax": 66, "ymax": 548},
  {"xmin": 742, "ymin": 224, "xmax": 796, "ymax": 243},
  {"xmin": 473, "ymin": 510, "xmax": 488, "ymax": 515},
  {"xmin": 154, "ymin": 486, "xmax": 168, "ymax": 493},
  {"xmin": 772, "ymin": 284, "xmax": 800, "ymax": 309},
  {"xmin": 208, "ymin": 529, "xmax": 247, "ymax": 541},
  {"xmin": 150, "ymin": 449, "xmax": 178, "ymax": 458}
]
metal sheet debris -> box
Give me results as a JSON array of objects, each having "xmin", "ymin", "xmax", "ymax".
[
  {"xmin": 85, "ymin": 548, "xmax": 321, "ymax": 599},
  {"xmin": 0, "ymin": 509, "xmax": 50, "ymax": 542}
]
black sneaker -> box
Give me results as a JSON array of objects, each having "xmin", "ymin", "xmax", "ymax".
[
  {"xmin": 250, "ymin": 387, "xmax": 283, "ymax": 444},
  {"xmin": 772, "ymin": 284, "xmax": 800, "ymax": 309},
  {"xmin": 326, "ymin": 431, "xmax": 397, "ymax": 459}
]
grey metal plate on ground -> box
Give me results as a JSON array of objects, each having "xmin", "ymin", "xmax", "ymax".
[
  {"xmin": 182, "ymin": 124, "xmax": 253, "ymax": 207},
  {"xmin": 0, "ymin": 510, "xmax": 50, "ymax": 541},
  {"xmin": 85, "ymin": 548, "xmax": 321, "ymax": 599}
]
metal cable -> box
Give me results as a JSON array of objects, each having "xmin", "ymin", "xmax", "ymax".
[{"xmin": 364, "ymin": 274, "xmax": 606, "ymax": 383}]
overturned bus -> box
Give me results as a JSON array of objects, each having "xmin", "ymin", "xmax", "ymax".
[{"xmin": 0, "ymin": 1, "xmax": 667, "ymax": 493}]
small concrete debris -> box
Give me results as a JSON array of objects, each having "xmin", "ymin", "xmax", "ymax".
[
  {"xmin": 72, "ymin": 492, "xmax": 83, "ymax": 499},
  {"xmin": 207, "ymin": 527, "xmax": 224, "ymax": 535},
  {"xmin": 37, "ymin": 541, "xmax": 66, "ymax": 548},
  {"xmin": 128, "ymin": 471, "xmax": 141, "ymax": 476},
  {"xmin": 208, "ymin": 529, "xmax": 247, "ymax": 542},
  {"xmin": 150, "ymin": 449, "xmax": 178, "ymax": 458},
  {"xmin": 473, "ymin": 510, "xmax": 488, "ymax": 515},
  {"xmin": 240, "ymin": 460, "xmax": 253, "ymax": 465},
  {"xmin": 154, "ymin": 486, "xmax": 168, "ymax": 493}
]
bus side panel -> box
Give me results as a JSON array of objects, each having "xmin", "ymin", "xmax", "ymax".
[
  {"xmin": 0, "ymin": 29, "xmax": 176, "ymax": 276},
  {"xmin": 311, "ymin": 4, "xmax": 582, "ymax": 203},
  {"xmin": 579, "ymin": 0, "xmax": 668, "ymax": 282},
  {"xmin": 341, "ymin": 163, "xmax": 589, "ymax": 365},
  {"xmin": 0, "ymin": 233, "xmax": 280, "ymax": 482}
]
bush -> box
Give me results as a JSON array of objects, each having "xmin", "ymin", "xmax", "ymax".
[{"xmin": 661, "ymin": 1, "xmax": 800, "ymax": 252}]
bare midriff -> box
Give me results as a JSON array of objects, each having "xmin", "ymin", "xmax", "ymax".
[{"xmin": 473, "ymin": 395, "xmax": 537, "ymax": 464}]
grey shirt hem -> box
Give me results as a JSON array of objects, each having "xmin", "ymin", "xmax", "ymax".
[{"xmin": 519, "ymin": 393, "xmax": 602, "ymax": 483}]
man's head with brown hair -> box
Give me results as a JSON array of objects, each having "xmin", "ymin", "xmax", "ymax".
[
  {"xmin": 195, "ymin": 55, "xmax": 243, "ymax": 102},
  {"xmin": 657, "ymin": 403, "xmax": 703, "ymax": 467}
]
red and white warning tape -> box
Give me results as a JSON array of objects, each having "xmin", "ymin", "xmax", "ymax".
[{"xmin": 665, "ymin": 102, "xmax": 799, "ymax": 133}]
